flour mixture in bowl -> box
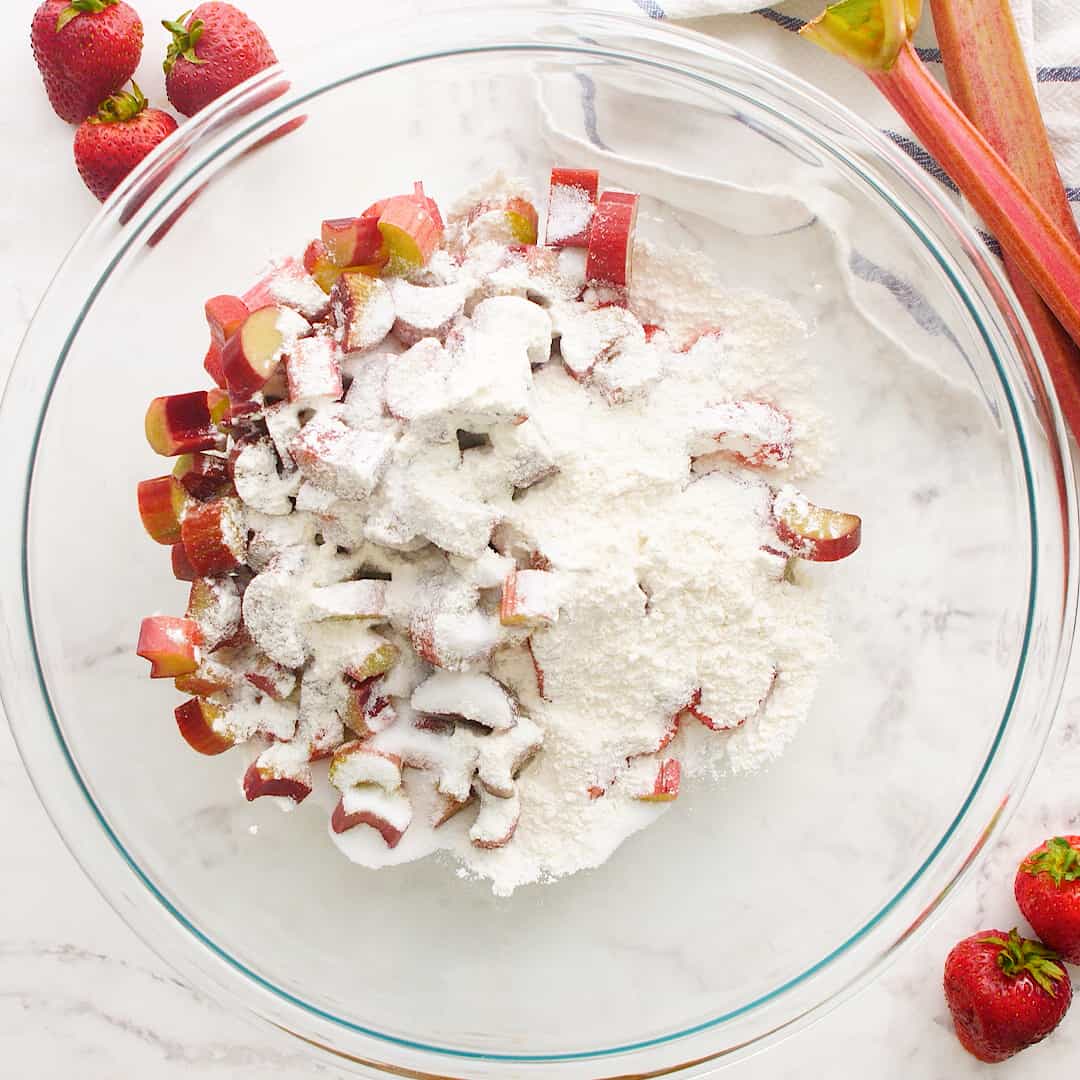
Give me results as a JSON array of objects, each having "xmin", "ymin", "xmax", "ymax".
[{"xmin": 134, "ymin": 169, "xmax": 862, "ymax": 895}]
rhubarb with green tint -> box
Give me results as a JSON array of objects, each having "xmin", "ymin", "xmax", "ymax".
[
  {"xmin": 929, "ymin": 0, "xmax": 1080, "ymax": 437},
  {"xmin": 801, "ymin": 0, "xmax": 1080, "ymax": 436}
]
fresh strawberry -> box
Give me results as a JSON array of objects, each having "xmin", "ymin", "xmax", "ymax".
[
  {"xmin": 1015, "ymin": 835, "xmax": 1080, "ymax": 964},
  {"xmin": 74, "ymin": 83, "xmax": 178, "ymax": 202},
  {"xmin": 943, "ymin": 927, "xmax": 1072, "ymax": 1062},
  {"xmin": 31, "ymin": 0, "xmax": 143, "ymax": 124},
  {"xmin": 162, "ymin": 3, "xmax": 277, "ymax": 117}
]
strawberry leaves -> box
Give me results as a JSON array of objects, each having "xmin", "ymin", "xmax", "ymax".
[
  {"xmin": 1023, "ymin": 836, "xmax": 1080, "ymax": 887},
  {"xmin": 56, "ymin": 0, "xmax": 119, "ymax": 33},
  {"xmin": 162, "ymin": 9, "xmax": 207, "ymax": 74},
  {"xmin": 980, "ymin": 928, "xmax": 1068, "ymax": 997},
  {"xmin": 93, "ymin": 80, "xmax": 147, "ymax": 124}
]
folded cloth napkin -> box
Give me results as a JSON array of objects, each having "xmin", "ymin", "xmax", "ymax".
[{"xmin": 594, "ymin": 0, "xmax": 1080, "ymax": 235}]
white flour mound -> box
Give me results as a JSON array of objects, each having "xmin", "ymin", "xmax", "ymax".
[{"xmin": 210, "ymin": 178, "xmax": 838, "ymax": 897}]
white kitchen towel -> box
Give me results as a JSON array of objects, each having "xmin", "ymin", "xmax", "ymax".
[{"xmin": 593, "ymin": 0, "xmax": 1080, "ymax": 235}]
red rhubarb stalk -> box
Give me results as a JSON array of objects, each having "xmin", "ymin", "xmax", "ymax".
[
  {"xmin": 800, "ymin": 2, "xmax": 1080, "ymax": 404},
  {"xmin": 929, "ymin": 0, "xmax": 1080, "ymax": 434}
]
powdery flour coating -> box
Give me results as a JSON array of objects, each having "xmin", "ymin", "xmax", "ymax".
[{"xmin": 146, "ymin": 173, "xmax": 845, "ymax": 897}]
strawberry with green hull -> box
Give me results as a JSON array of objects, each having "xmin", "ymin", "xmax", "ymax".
[
  {"xmin": 1015, "ymin": 836, "xmax": 1080, "ymax": 965},
  {"xmin": 32, "ymin": 0, "xmax": 143, "ymax": 123},
  {"xmin": 163, "ymin": 3, "xmax": 277, "ymax": 117},
  {"xmin": 74, "ymin": 83, "xmax": 177, "ymax": 202},
  {"xmin": 943, "ymin": 928, "xmax": 1072, "ymax": 1062}
]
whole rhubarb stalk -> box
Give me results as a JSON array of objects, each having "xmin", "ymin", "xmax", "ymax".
[
  {"xmin": 929, "ymin": 0, "xmax": 1080, "ymax": 436},
  {"xmin": 801, "ymin": 0, "xmax": 1080, "ymax": 436}
]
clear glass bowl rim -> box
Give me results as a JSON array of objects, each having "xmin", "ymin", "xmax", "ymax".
[{"xmin": 2, "ymin": 6, "xmax": 1076, "ymax": 1075}]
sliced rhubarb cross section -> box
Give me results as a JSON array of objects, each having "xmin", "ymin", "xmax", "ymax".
[
  {"xmin": 136, "ymin": 615, "xmax": 202, "ymax": 678},
  {"xmin": 586, "ymin": 190, "xmax": 639, "ymax": 287},
  {"xmin": 321, "ymin": 215, "xmax": 384, "ymax": 268},
  {"xmin": 137, "ymin": 475, "xmax": 188, "ymax": 545},
  {"xmin": 329, "ymin": 742, "xmax": 403, "ymax": 793},
  {"xmin": 174, "ymin": 658, "xmax": 235, "ymax": 698},
  {"xmin": 546, "ymin": 167, "xmax": 599, "ymax": 247},
  {"xmin": 631, "ymin": 758, "xmax": 681, "ymax": 802},
  {"xmin": 690, "ymin": 401, "xmax": 794, "ymax": 466},
  {"xmin": 330, "ymin": 785, "xmax": 412, "ymax": 846},
  {"xmin": 284, "ymin": 336, "xmax": 343, "ymax": 402},
  {"xmin": 203, "ymin": 342, "xmax": 227, "ymax": 388},
  {"xmin": 773, "ymin": 486, "xmax": 862, "ymax": 562},
  {"xmin": 186, "ymin": 577, "xmax": 242, "ymax": 650},
  {"xmin": 173, "ymin": 451, "xmax": 231, "ymax": 500},
  {"xmin": 145, "ymin": 391, "xmax": 227, "ymax": 457},
  {"xmin": 222, "ymin": 305, "xmax": 311, "ymax": 398},
  {"xmin": 500, "ymin": 569, "xmax": 561, "ymax": 627},
  {"xmin": 175, "ymin": 698, "xmax": 236, "ymax": 755},
  {"xmin": 303, "ymin": 238, "xmax": 341, "ymax": 294},
  {"xmin": 504, "ymin": 197, "xmax": 539, "ymax": 244},
  {"xmin": 377, "ymin": 191, "xmax": 442, "ymax": 271},
  {"xmin": 204, "ymin": 295, "xmax": 249, "ymax": 348},
  {"xmin": 331, "ymin": 271, "xmax": 395, "ymax": 353},
  {"xmin": 470, "ymin": 788, "xmax": 520, "ymax": 849},
  {"xmin": 289, "ymin": 414, "xmax": 394, "ymax": 499},
  {"xmin": 242, "ymin": 759, "xmax": 312, "ymax": 804},
  {"xmin": 180, "ymin": 497, "xmax": 246, "ymax": 576}
]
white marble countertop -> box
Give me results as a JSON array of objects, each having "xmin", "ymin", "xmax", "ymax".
[{"xmin": 4, "ymin": 1, "xmax": 1079, "ymax": 1076}]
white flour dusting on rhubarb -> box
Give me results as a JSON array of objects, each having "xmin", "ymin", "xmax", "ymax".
[{"xmin": 136, "ymin": 171, "xmax": 861, "ymax": 898}]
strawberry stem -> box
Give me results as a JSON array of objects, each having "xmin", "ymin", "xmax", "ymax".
[
  {"xmin": 1023, "ymin": 836, "xmax": 1080, "ymax": 886},
  {"xmin": 56, "ymin": 0, "xmax": 118, "ymax": 32},
  {"xmin": 94, "ymin": 80, "xmax": 148, "ymax": 125},
  {"xmin": 979, "ymin": 928, "xmax": 1067, "ymax": 996},
  {"xmin": 163, "ymin": 9, "xmax": 207, "ymax": 74}
]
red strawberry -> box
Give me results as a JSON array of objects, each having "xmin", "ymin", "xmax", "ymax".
[
  {"xmin": 162, "ymin": 3, "xmax": 277, "ymax": 117},
  {"xmin": 74, "ymin": 83, "xmax": 179, "ymax": 202},
  {"xmin": 1015, "ymin": 835, "xmax": 1080, "ymax": 964},
  {"xmin": 943, "ymin": 927, "xmax": 1072, "ymax": 1063},
  {"xmin": 31, "ymin": 0, "xmax": 143, "ymax": 124}
]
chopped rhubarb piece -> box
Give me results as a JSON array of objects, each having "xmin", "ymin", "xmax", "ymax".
[
  {"xmin": 411, "ymin": 671, "xmax": 516, "ymax": 731},
  {"xmin": 180, "ymin": 497, "xmax": 246, "ymax": 576},
  {"xmin": 222, "ymin": 305, "xmax": 312, "ymax": 398},
  {"xmin": 586, "ymin": 191, "xmax": 638, "ymax": 287},
  {"xmin": 145, "ymin": 391, "xmax": 227, "ymax": 457},
  {"xmin": 231, "ymin": 439, "xmax": 299, "ymax": 517},
  {"xmin": 242, "ymin": 760, "xmax": 312, "ymax": 804},
  {"xmin": 136, "ymin": 615, "xmax": 202, "ymax": 678},
  {"xmin": 378, "ymin": 194, "xmax": 442, "ymax": 271},
  {"xmin": 204, "ymin": 342, "xmax": 227, "ymax": 388},
  {"xmin": 171, "ymin": 542, "xmax": 198, "ymax": 582},
  {"xmin": 174, "ymin": 698, "xmax": 235, "ymax": 755},
  {"xmin": 642, "ymin": 323, "xmax": 664, "ymax": 342},
  {"xmin": 632, "ymin": 758, "xmax": 681, "ymax": 802},
  {"xmin": 330, "ymin": 786, "xmax": 412, "ymax": 846},
  {"xmin": 204, "ymin": 295, "xmax": 249, "ymax": 348},
  {"xmin": 559, "ymin": 305, "xmax": 645, "ymax": 379},
  {"xmin": 174, "ymin": 658, "xmax": 235, "ymax": 697},
  {"xmin": 186, "ymin": 577, "xmax": 242, "ymax": 650},
  {"xmin": 284, "ymin": 336, "xmax": 344, "ymax": 402},
  {"xmin": 137, "ymin": 475, "xmax": 188, "ymax": 545},
  {"xmin": 341, "ymin": 677, "xmax": 397, "ymax": 738},
  {"xmin": 470, "ymin": 788, "xmax": 520, "ymax": 850},
  {"xmin": 173, "ymin": 452, "xmax": 231, "ymax": 500},
  {"xmin": 432, "ymin": 792, "xmax": 475, "ymax": 828},
  {"xmin": 504, "ymin": 197, "xmax": 539, "ymax": 244},
  {"xmin": 388, "ymin": 278, "xmax": 466, "ymax": 347},
  {"xmin": 773, "ymin": 486, "xmax": 862, "ymax": 563},
  {"xmin": 331, "ymin": 271, "xmax": 395, "ymax": 353},
  {"xmin": 500, "ymin": 569, "xmax": 561, "ymax": 627},
  {"xmin": 244, "ymin": 656, "xmax": 296, "ymax": 702},
  {"xmin": 689, "ymin": 402, "xmax": 794, "ymax": 466},
  {"xmin": 343, "ymin": 637, "xmax": 400, "ymax": 683},
  {"xmin": 242, "ymin": 257, "xmax": 330, "ymax": 321},
  {"xmin": 242, "ymin": 562, "xmax": 309, "ymax": 669},
  {"xmin": 329, "ymin": 742, "xmax": 403, "ymax": 792},
  {"xmin": 289, "ymin": 414, "xmax": 394, "ymax": 499},
  {"xmin": 321, "ymin": 215, "xmax": 384, "ymax": 268},
  {"xmin": 546, "ymin": 167, "xmax": 599, "ymax": 247},
  {"xmin": 303, "ymin": 238, "xmax": 341, "ymax": 293},
  {"xmin": 308, "ymin": 580, "xmax": 388, "ymax": 622},
  {"xmin": 412, "ymin": 181, "xmax": 444, "ymax": 230}
]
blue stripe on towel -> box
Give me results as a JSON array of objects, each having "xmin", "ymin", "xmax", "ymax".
[
  {"xmin": 1038, "ymin": 66, "xmax": 1080, "ymax": 82},
  {"xmin": 884, "ymin": 130, "xmax": 960, "ymax": 193},
  {"xmin": 755, "ymin": 7, "xmax": 805, "ymax": 31},
  {"xmin": 633, "ymin": 0, "xmax": 666, "ymax": 17},
  {"xmin": 575, "ymin": 73, "xmax": 612, "ymax": 151}
]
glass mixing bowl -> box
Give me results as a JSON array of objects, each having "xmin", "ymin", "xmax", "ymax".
[{"xmin": 2, "ymin": 6, "xmax": 1076, "ymax": 1077}]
